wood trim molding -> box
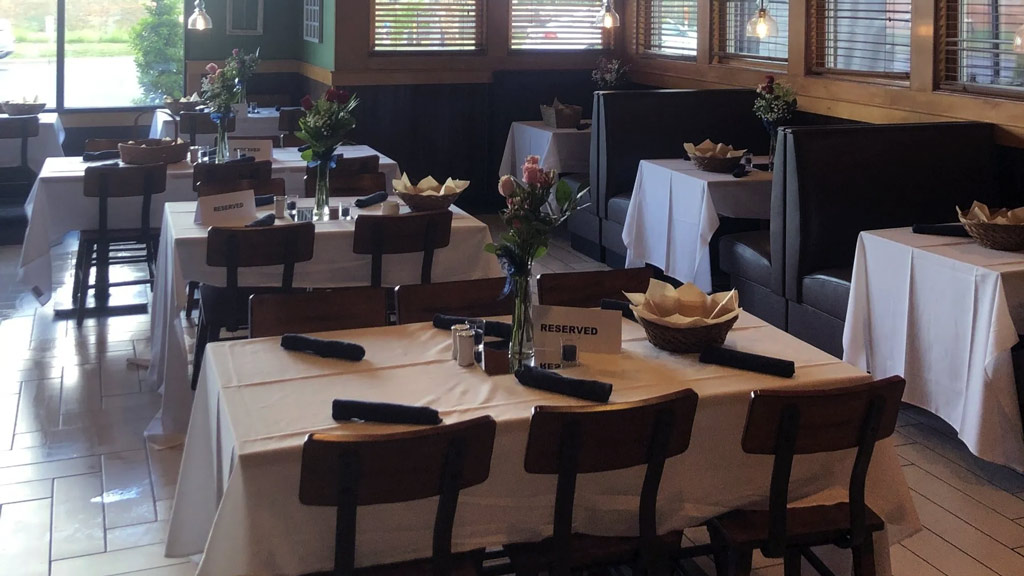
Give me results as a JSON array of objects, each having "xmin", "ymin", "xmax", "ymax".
[{"xmin": 185, "ymin": 59, "xmax": 333, "ymax": 94}]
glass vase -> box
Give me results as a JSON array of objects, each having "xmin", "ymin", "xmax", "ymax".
[
  {"xmin": 215, "ymin": 115, "xmax": 230, "ymax": 163},
  {"xmin": 509, "ymin": 271, "xmax": 535, "ymax": 372},
  {"xmin": 313, "ymin": 159, "xmax": 331, "ymax": 221}
]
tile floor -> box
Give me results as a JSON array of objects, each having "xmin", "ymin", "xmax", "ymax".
[{"xmin": 1, "ymin": 228, "xmax": 1024, "ymax": 576}]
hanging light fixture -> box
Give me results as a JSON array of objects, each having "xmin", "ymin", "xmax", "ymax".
[
  {"xmin": 595, "ymin": 0, "xmax": 621, "ymax": 29},
  {"xmin": 1014, "ymin": 23, "xmax": 1024, "ymax": 53},
  {"xmin": 188, "ymin": 0, "xmax": 212, "ymax": 31},
  {"xmin": 745, "ymin": 2, "xmax": 778, "ymax": 39}
]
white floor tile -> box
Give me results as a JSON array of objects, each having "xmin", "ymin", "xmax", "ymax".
[
  {"xmin": 112, "ymin": 560, "xmax": 199, "ymax": 576},
  {"xmin": 0, "ymin": 478, "xmax": 52, "ymax": 504},
  {"xmin": 912, "ymin": 491, "xmax": 1024, "ymax": 576},
  {"xmin": 901, "ymin": 424, "xmax": 1024, "ymax": 493},
  {"xmin": 902, "ymin": 528, "xmax": 999, "ymax": 576},
  {"xmin": 16, "ymin": 377, "xmax": 62, "ymax": 434},
  {"xmin": 889, "ymin": 543, "xmax": 947, "ymax": 576},
  {"xmin": 0, "ymin": 497, "xmax": 52, "ymax": 576},
  {"xmin": 50, "ymin": 542, "xmax": 186, "ymax": 576},
  {"xmin": 106, "ymin": 520, "xmax": 170, "ymax": 552},
  {"xmin": 51, "ymin": 472, "xmax": 105, "ymax": 560},
  {"xmin": 101, "ymin": 450, "xmax": 156, "ymax": 529},
  {"xmin": 0, "ymin": 455, "xmax": 101, "ymax": 485}
]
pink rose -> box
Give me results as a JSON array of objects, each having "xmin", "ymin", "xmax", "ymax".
[
  {"xmin": 524, "ymin": 155, "xmax": 541, "ymax": 166},
  {"xmin": 498, "ymin": 175, "xmax": 516, "ymax": 197},
  {"xmin": 205, "ymin": 63, "xmax": 219, "ymax": 75},
  {"xmin": 538, "ymin": 170, "xmax": 556, "ymax": 190},
  {"xmin": 233, "ymin": 48, "xmax": 240, "ymax": 56},
  {"xmin": 522, "ymin": 164, "xmax": 543, "ymax": 186}
]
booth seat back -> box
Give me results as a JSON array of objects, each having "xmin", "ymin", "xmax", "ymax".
[{"xmin": 781, "ymin": 121, "xmax": 999, "ymax": 301}]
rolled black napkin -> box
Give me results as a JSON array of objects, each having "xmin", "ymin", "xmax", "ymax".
[
  {"xmin": 354, "ymin": 191, "xmax": 388, "ymax": 208},
  {"xmin": 699, "ymin": 346, "xmax": 795, "ymax": 378},
  {"xmin": 732, "ymin": 165, "xmax": 748, "ymax": 178},
  {"xmin": 83, "ymin": 150, "xmax": 120, "ymax": 161},
  {"xmin": 297, "ymin": 144, "xmax": 311, "ymax": 153},
  {"xmin": 281, "ymin": 334, "xmax": 365, "ymax": 361},
  {"xmin": 254, "ymin": 194, "xmax": 275, "ymax": 207},
  {"xmin": 245, "ymin": 213, "xmax": 276, "ymax": 228},
  {"xmin": 515, "ymin": 365, "xmax": 612, "ymax": 403},
  {"xmin": 600, "ymin": 299, "xmax": 636, "ymax": 323},
  {"xmin": 432, "ymin": 314, "xmax": 513, "ymax": 339},
  {"xmin": 911, "ymin": 223, "xmax": 970, "ymax": 237},
  {"xmin": 224, "ymin": 155, "xmax": 256, "ymax": 165},
  {"xmin": 332, "ymin": 399, "xmax": 441, "ymax": 425},
  {"xmin": 275, "ymin": 105, "xmax": 282, "ymax": 112}
]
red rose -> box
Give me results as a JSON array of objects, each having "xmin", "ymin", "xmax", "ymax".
[
  {"xmin": 765, "ymin": 75, "xmax": 775, "ymax": 85},
  {"xmin": 325, "ymin": 87, "xmax": 339, "ymax": 103},
  {"xmin": 300, "ymin": 95, "xmax": 314, "ymax": 111},
  {"xmin": 339, "ymin": 90, "xmax": 351, "ymax": 103},
  {"xmin": 763, "ymin": 84, "xmax": 774, "ymax": 95}
]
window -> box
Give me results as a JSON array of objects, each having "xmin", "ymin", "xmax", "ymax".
[
  {"xmin": 0, "ymin": 0, "xmax": 183, "ymax": 109},
  {"xmin": 372, "ymin": 0, "xmax": 483, "ymax": 52},
  {"xmin": 940, "ymin": 0, "xmax": 1024, "ymax": 94},
  {"xmin": 638, "ymin": 0, "xmax": 699, "ymax": 58},
  {"xmin": 810, "ymin": 0, "xmax": 912, "ymax": 78},
  {"xmin": 510, "ymin": 0, "xmax": 607, "ymax": 51},
  {"xmin": 715, "ymin": 0, "xmax": 789, "ymax": 62},
  {"xmin": 303, "ymin": 0, "xmax": 323, "ymax": 43}
]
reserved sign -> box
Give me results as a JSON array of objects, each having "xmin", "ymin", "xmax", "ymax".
[
  {"xmin": 194, "ymin": 189, "xmax": 258, "ymax": 226},
  {"xmin": 229, "ymin": 139, "xmax": 274, "ymax": 162},
  {"xmin": 533, "ymin": 305, "xmax": 622, "ymax": 354}
]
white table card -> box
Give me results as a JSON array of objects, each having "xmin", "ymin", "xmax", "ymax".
[
  {"xmin": 194, "ymin": 190, "xmax": 258, "ymax": 226},
  {"xmin": 229, "ymin": 139, "xmax": 274, "ymax": 162},
  {"xmin": 533, "ymin": 305, "xmax": 622, "ymax": 354}
]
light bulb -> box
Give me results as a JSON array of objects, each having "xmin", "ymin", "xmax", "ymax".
[
  {"xmin": 1014, "ymin": 23, "xmax": 1024, "ymax": 53},
  {"xmin": 188, "ymin": 0, "xmax": 212, "ymax": 31},
  {"xmin": 746, "ymin": 8, "xmax": 778, "ymax": 39},
  {"xmin": 755, "ymin": 19, "xmax": 768, "ymax": 38},
  {"xmin": 595, "ymin": 1, "xmax": 620, "ymax": 29}
]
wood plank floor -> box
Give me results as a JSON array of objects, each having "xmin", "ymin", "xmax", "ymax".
[{"xmin": 1, "ymin": 227, "xmax": 1023, "ymax": 576}]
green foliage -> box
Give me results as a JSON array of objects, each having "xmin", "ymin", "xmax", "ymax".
[{"xmin": 128, "ymin": 0, "xmax": 183, "ymax": 104}]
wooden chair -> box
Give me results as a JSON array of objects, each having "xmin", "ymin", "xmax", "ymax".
[
  {"xmin": 191, "ymin": 222, "xmax": 316, "ymax": 390},
  {"xmin": 0, "ymin": 116, "xmax": 40, "ymax": 244},
  {"xmin": 705, "ymin": 376, "xmax": 906, "ymax": 576},
  {"xmin": 278, "ymin": 108, "xmax": 306, "ymax": 147},
  {"xmin": 353, "ymin": 210, "xmax": 453, "ymax": 287},
  {"xmin": 73, "ymin": 163, "xmax": 167, "ymax": 326},
  {"xmin": 197, "ymin": 178, "xmax": 286, "ymax": 198},
  {"xmin": 303, "ymin": 156, "xmax": 384, "ymax": 198},
  {"xmin": 504, "ymin": 389, "xmax": 700, "ymax": 576},
  {"xmin": 395, "ymin": 277, "xmax": 512, "ymax": 324},
  {"xmin": 249, "ymin": 287, "xmax": 390, "ymax": 338},
  {"xmin": 299, "ymin": 415, "xmax": 497, "ymax": 576},
  {"xmin": 191, "ymin": 159, "xmax": 273, "ymax": 192},
  {"xmin": 179, "ymin": 112, "xmax": 235, "ymax": 146},
  {"xmin": 83, "ymin": 138, "xmax": 133, "ymax": 152},
  {"xmin": 537, "ymin": 267, "xmax": 654, "ymax": 308}
]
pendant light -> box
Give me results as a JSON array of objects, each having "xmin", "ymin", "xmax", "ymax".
[
  {"xmin": 1014, "ymin": 23, "xmax": 1024, "ymax": 53},
  {"xmin": 188, "ymin": 0, "xmax": 212, "ymax": 31},
  {"xmin": 595, "ymin": 0, "xmax": 621, "ymax": 29},
  {"xmin": 745, "ymin": 2, "xmax": 778, "ymax": 39}
]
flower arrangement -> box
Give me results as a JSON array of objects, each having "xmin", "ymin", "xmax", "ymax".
[
  {"xmin": 200, "ymin": 63, "xmax": 240, "ymax": 114},
  {"xmin": 486, "ymin": 156, "xmax": 589, "ymax": 370},
  {"xmin": 296, "ymin": 87, "xmax": 359, "ymax": 220},
  {"xmin": 224, "ymin": 47, "xmax": 260, "ymax": 88},
  {"xmin": 753, "ymin": 75, "xmax": 797, "ymax": 126},
  {"xmin": 592, "ymin": 57, "xmax": 630, "ymax": 88}
]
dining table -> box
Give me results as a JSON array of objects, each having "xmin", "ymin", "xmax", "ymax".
[
  {"xmin": 145, "ymin": 198, "xmax": 503, "ymax": 445},
  {"xmin": 17, "ymin": 145, "xmax": 400, "ymax": 305},
  {"xmin": 166, "ymin": 311, "xmax": 920, "ymax": 576},
  {"xmin": 622, "ymin": 158, "xmax": 773, "ymax": 292},
  {"xmin": 843, "ymin": 227, "xmax": 1024, "ymax": 472},
  {"xmin": 149, "ymin": 107, "xmax": 286, "ymax": 145},
  {"xmin": 498, "ymin": 120, "xmax": 591, "ymax": 177},
  {"xmin": 0, "ymin": 112, "xmax": 65, "ymax": 173}
]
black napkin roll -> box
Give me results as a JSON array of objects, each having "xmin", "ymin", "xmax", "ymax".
[
  {"xmin": 83, "ymin": 150, "xmax": 120, "ymax": 161},
  {"xmin": 515, "ymin": 365, "xmax": 612, "ymax": 403},
  {"xmin": 699, "ymin": 346, "xmax": 795, "ymax": 378},
  {"xmin": 731, "ymin": 165, "xmax": 749, "ymax": 178},
  {"xmin": 254, "ymin": 194, "xmax": 275, "ymax": 207},
  {"xmin": 354, "ymin": 191, "xmax": 388, "ymax": 208},
  {"xmin": 245, "ymin": 213, "xmax": 276, "ymax": 228},
  {"xmin": 224, "ymin": 155, "xmax": 256, "ymax": 165},
  {"xmin": 332, "ymin": 399, "xmax": 441, "ymax": 425},
  {"xmin": 281, "ymin": 334, "xmax": 365, "ymax": 361},
  {"xmin": 600, "ymin": 299, "xmax": 637, "ymax": 322},
  {"xmin": 432, "ymin": 314, "xmax": 513, "ymax": 339},
  {"xmin": 911, "ymin": 223, "xmax": 970, "ymax": 237}
]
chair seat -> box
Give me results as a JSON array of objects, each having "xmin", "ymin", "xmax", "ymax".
[
  {"xmin": 720, "ymin": 230, "xmax": 771, "ymax": 288},
  {"xmin": 800, "ymin": 267, "xmax": 852, "ymax": 321},
  {"xmin": 301, "ymin": 549, "xmax": 483, "ymax": 576},
  {"xmin": 708, "ymin": 503, "xmax": 884, "ymax": 550},
  {"xmin": 504, "ymin": 530, "xmax": 683, "ymax": 573}
]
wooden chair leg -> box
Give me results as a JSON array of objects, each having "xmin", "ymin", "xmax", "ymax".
[
  {"xmin": 76, "ymin": 241, "xmax": 94, "ymax": 327},
  {"xmin": 191, "ymin": 309, "xmax": 209, "ymax": 390},
  {"xmin": 71, "ymin": 242, "xmax": 86, "ymax": 301},
  {"xmin": 709, "ymin": 530, "xmax": 752, "ymax": 576},
  {"xmin": 784, "ymin": 549, "xmax": 801, "ymax": 576},
  {"xmin": 185, "ymin": 281, "xmax": 198, "ymax": 319},
  {"xmin": 851, "ymin": 537, "xmax": 876, "ymax": 576}
]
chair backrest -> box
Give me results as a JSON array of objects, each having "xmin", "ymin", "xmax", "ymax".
[
  {"xmin": 303, "ymin": 156, "xmax": 382, "ymax": 196},
  {"xmin": 192, "ymin": 159, "xmax": 273, "ymax": 192},
  {"xmin": 180, "ymin": 112, "xmax": 235, "ymax": 145},
  {"xmin": 537, "ymin": 267, "xmax": 654, "ymax": 308},
  {"xmin": 396, "ymin": 277, "xmax": 513, "ymax": 324},
  {"xmin": 278, "ymin": 107, "xmax": 304, "ymax": 133},
  {"xmin": 249, "ymin": 287, "xmax": 390, "ymax": 338},
  {"xmin": 206, "ymin": 222, "xmax": 316, "ymax": 290},
  {"xmin": 243, "ymin": 134, "xmax": 287, "ymax": 148},
  {"xmin": 305, "ymin": 172, "xmax": 387, "ymax": 198},
  {"xmin": 524, "ymin": 389, "xmax": 699, "ymax": 572},
  {"xmin": 83, "ymin": 138, "xmax": 133, "ymax": 152},
  {"xmin": 0, "ymin": 115, "xmax": 41, "ymax": 168},
  {"xmin": 83, "ymin": 163, "xmax": 168, "ymax": 233},
  {"xmin": 353, "ymin": 210, "xmax": 454, "ymax": 287},
  {"xmin": 300, "ymin": 416, "xmax": 497, "ymax": 576},
  {"xmin": 197, "ymin": 177, "xmax": 285, "ymax": 198},
  {"xmin": 741, "ymin": 376, "xmax": 905, "ymax": 555}
]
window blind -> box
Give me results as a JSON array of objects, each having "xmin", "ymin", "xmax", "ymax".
[
  {"xmin": 940, "ymin": 0, "xmax": 1024, "ymax": 94},
  {"xmin": 372, "ymin": 0, "xmax": 483, "ymax": 52},
  {"xmin": 715, "ymin": 0, "xmax": 789, "ymax": 62},
  {"xmin": 638, "ymin": 0, "xmax": 700, "ymax": 58},
  {"xmin": 810, "ymin": 0, "xmax": 911, "ymax": 77},
  {"xmin": 510, "ymin": 0, "xmax": 607, "ymax": 50}
]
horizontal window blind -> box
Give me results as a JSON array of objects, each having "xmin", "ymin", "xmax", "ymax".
[
  {"xmin": 941, "ymin": 0, "xmax": 1024, "ymax": 94},
  {"xmin": 638, "ymin": 0, "xmax": 699, "ymax": 58},
  {"xmin": 510, "ymin": 0, "xmax": 606, "ymax": 50},
  {"xmin": 373, "ymin": 0, "xmax": 483, "ymax": 52},
  {"xmin": 716, "ymin": 0, "xmax": 789, "ymax": 62},
  {"xmin": 810, "ymin": 0, "xmax": 911, "ymax": 77}
]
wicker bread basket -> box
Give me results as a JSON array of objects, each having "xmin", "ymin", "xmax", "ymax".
[
  {"xmin": 540, "ymin": 102, "xmax": 583, "ymax": 129},
  {"xmin": 690, "ymin": 154, "xmax": 743, "ymax": 173},
  {"xmin": 3, "ymin": 102, "xmax": 46, "ymax": 116},
  {"xmin": 164, "ymin": 100, "xmax": 203, "ymax": 116},
  {"xmin": 960, "ymin": 221, "xmax": 1024, "ymax": 251},
  {"xmin": 118, "ymin": 139, "xmax": 189, "ymax": 165},
  {"xmin": 396, "ymin": 191, "xmax": 460, "ymax": 212},
  {"xmin": 636, "ymin": 314, "xmax": 739, "ymax": 354}
]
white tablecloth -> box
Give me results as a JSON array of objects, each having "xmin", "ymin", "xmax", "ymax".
[
  {"xmin": 166, "ymin": 313, "xmax": 918, "ymax": 575},
  {"xmin": 843, "ymin": 227, "xmax": 1024, "ymax": 472},
  {"xmin": 622, "ymin": 159, "xmax": 773, "ymax": 292},
  {"xmin": 17, "ymin": 146, "xmax": 399, "ymax": 304},
  {"xmin": 145, "ymin": 200, "xmax": 502, "ymax": 445},
  {"xmin": 0, "ymin": 112, "xmax": 65, "ymax": 173},
  {"xmin": 150, "ymin": 108, "xmax": 284, "ymax": 146},
  {"xmin": 498, "ymin": 121, "xmax": 591, "ymax": 177}
]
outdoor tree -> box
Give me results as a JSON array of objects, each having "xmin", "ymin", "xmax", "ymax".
[{"xmin": 129, "ymin": 0, "xmax": 183, "ymax": 104}]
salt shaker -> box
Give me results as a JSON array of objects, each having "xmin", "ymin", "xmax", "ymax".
[
  {"xmin": 456, "ymin": 330, "xmax": 476, "ymax": 367},
  {"xmin": 274, "ymin": 197, "xmax": 286, "ymax": 218},
  {"xmin": 451, "ymin": 323, "xmax": 470, "ymax": 360}
]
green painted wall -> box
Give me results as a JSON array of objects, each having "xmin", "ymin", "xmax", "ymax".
[
  {"xmin": 184, "ymin": 0, "xmax": 300, "ymax": 61},
  {"xmin": 299, "ymin": 0, "xmax": 334, "ymax": 70}
]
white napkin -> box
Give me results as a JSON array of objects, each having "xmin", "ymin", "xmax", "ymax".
[
  {"xmin": 392, "ymin": 173, "xmax": 469, "ymax": 197},
  {"xmin": 959, "ymin": 201, "xmax": 1024, "ymax": 225},
  {"xmin": 684, "ymin": 139, "xmax": 746, "ymax": 159},
  {"xmin": 624, "ymin": 279, "xmax": 741, "ymax": 329}
]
